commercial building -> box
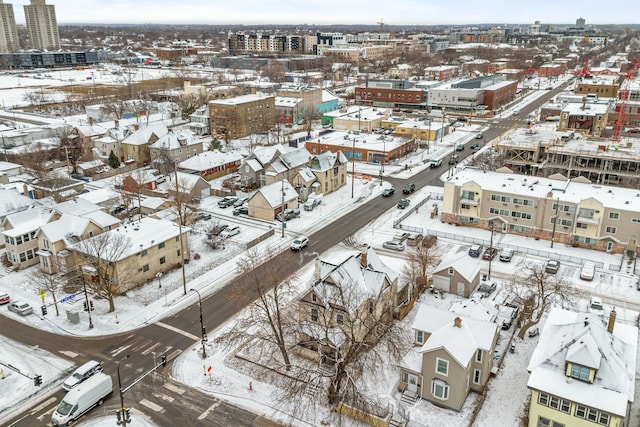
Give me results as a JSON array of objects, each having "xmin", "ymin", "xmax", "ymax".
[
  {"xmin": 209, "ymin": 94, "xmax": 275, "ymax": 140},
  {"xmin": 0, "ymin": 0, "xmax": 19, "ymax": 53},
  {"xmin": 24, "ymin": 0, "xmax": 60, "ymax": 50}
]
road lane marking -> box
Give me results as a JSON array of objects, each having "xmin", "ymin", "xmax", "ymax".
[
  {"xmin": 29, "ymin": 397, "xmax": 57, "ymax": 415},
  {"xmin": 152, "ymin": 392, "xmax": 175, "ymax": 403},
  {"xmin": 155, "ymin": 322, "xmax": 199, "ymax": 341},
  {"xmin": 140, "ymin": 342, "xmax": 161, "ymax": 355},
  {"xmin": 139, "ymin": 399, "xmax": 164, "ymax": 412},
  {"xmin": 163, "ymin": 383, "xmax": 185, "ymax": 394},
  {"xmin": 132, "ymin": 339, "xmax": 153, "ymax": 352},
  {"xmin": 110, "ymin": 344, "xmax": 132, "ymax": 357},
  {"xmin": 198, "ymin": 401, "xmax": 221, "ymax": 420},
  {"xmin": 59, "ymin": 350, "xmax": 78, "ymax": 358},
  {"xmin": 167, "ymin": 349, "xmax": 183, "ymax": 361}
]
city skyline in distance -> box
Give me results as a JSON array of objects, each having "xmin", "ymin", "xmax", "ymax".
[{"xmin": 5, "ymin": 0, "xmax": 638, "ymax": 26}]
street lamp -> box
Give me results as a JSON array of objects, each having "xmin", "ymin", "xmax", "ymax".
[
  {"xmin": 189, "ymin": 289, "xmax": 207, "ymax": 358},
  {"xmin": 487, "ymin": 221, "xmax": 496, "ymax": 281},
  {"xmin": 116, "ymin": 354, "xmax": 131, "ymax": 425},
  {"xmin": 80, "ymin": 265, "xmax": 94, "ymax": 329},
  {"xmin": 156, "ymin": 272, "xmax": 162, "ymax": 288}
]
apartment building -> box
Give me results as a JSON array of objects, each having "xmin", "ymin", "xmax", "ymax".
[
  {"xmin": 209, "ymin": 94, "xmax": 275, "ymax": 140},
  {"xmin": 442, "ymin": 167, "xmax": 640, "ymax": 255},
  {"xmin": 424, "ymin": 65, "xmax": 459, "ymax": 81},
  {"xmin": 24, "ymin": 0, "xmax": 60, "ymax": 50},
  {"xmin": 574, "ymin": 76, "xmax": 619, "ymax": 98},
  {"xmin": 228, "ymin": 32, "xmax": 306, "ymax": 55},
  {"xmin": 0, "ymin": 0, "xmax": 19, "ymax": 52},
  {"xmin": 558, "ymin": 101, "xmax": 609, "ymax": 137}
]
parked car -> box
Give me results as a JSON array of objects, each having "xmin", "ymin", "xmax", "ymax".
[
  {"xmin": 381, "ymin": 187, "xmax": 395, "ymax": 197},
  {"xmin": 290, "ymin": 235, "xmax": 309, "ymax": 251},
  {"xmin": 497, "ymin": 304, "xmax": 519, "ymax": 330},
  {"xmin": 393, "ymin": 232, "xmax": 410, "ymax": 242},
  {"xmin": 232, "ymin": 206, "xmax": 248, "ymax": 216},
  {"xmin": 468, "ymin": 244, "xmax": 483, "ymax": 257},
  {"xmin": 429, "ymin": 158, "xmax": 442, "ymax": 168},
  {"xmin": 544, "ymin": 259, "xmax": 560, "ymax": 274},
  {"xmin": 63, "ymin": 360, "xmax": 103, "ymax": 391},
  {"xmin": 0, "ymin": 292, "xmax": 9, "ymax": 305},
  {"xmin": 448, "ymin": 155, "xmax": 459, "ymax": 165},
  {"xmin": 588, "ymin": 297, "xmax": 604, "ymax": 315},
  {"xmin": 482, "ymin": 247, "xmax": 498, "ymax": 260},
  {"xmin": 383, "ymin": 240, "xmax": 405, "ymax": 251},
  {"xmin": 455, "ymin": 144, "xmax": 465, "ymax": 151},
  {"xmin": 528, "ymin": 327, "xmax": 539, "ymax": 338},
  {"xmin": 499, "ymin": 248, "xmax": 514, "ymax": 262},
  {"xmin": 276, "ymin": 208, "xmax": 301, "ymax": 222},
  {"xmin": 194, "ymin": 212, "xmax": 211, "ymax": 221},
  {"xmin": 402, "ymin": 183, "xmax": 416, "ymax": 194},
  {"xmin": 407, "ymin": 233, "xmax": 424, "ymax": 247},
  {"xmin": 303, "ymin": 193, "xmax": 323, "ymax": 211},
  {"xmin": 233, "ymin": 197, "xmax": 249, "ymax": 208},
  {"xmin": 397, "ymin": 198, "xmax": 410, "ymax": 209},
  {"xmin": 475, "ymin": 133, "xmax": 484, "ymax": 139},
  {"xmin": 217, "ymin": 196, "xmax": 238, "ymax": 208},
  {"xmin": 219, "ymin": 225, "xmax": 240, "ymax": 239},
  {"xmin": 469, "ymin": 142, "xmax": 479, "ymax": 150},
  {"xmin": 8, "ymin": 301, "xmax": 33, "ymax": 316},
  {"xmin": 580, "ymin": 262, "xmax": 596, "ymax": 281},
  {"xmin": 476, "ymin": 281, "xmax": 497, "ymax": 296}
]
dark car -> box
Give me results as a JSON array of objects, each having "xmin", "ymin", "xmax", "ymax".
[
  {"xmin": 402, "ymin": 183, "xmax": 416, "ymax": 194},
  {"xmin": 217, "ymin": 196, "xmax": 238, "ymax": 208},
  {"xmin": 276, "ymin": 208, "xmax": 301, "ymax": 221},
  {"xmin": 544, "ymin": 260, "xmax": 560, "ymax": 274},
  {"xmin": 475, "ymin": 133, "xmax": 484, "ymax": 139},
  {"xmin": 397, "ymin": 198, "xmax": 410, "ymax": 209},
  {"xmin": 382, "ymin": 187, "xmax": 395, "ymax": 197},
  {"xmin": 482, "ymin": 247, "xmax": 498, "ymax": 260},
  {"xmin": 470, "ymin": 142, "xmax": 479, "ymax": 150},
  {"xmin": 448, "ymin": 155, "xmax": 459, "ymax": 165},
  {"xmin": 233, "ymin": 206, "xmax": 248, "ymax": 216}
]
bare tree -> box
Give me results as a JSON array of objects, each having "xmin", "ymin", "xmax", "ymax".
[
  {"xmin": 100, "ymin": 100, "xmax": 130, "ymax": 120},
  {"xmin": 16, "ymin": 142, "xmax": 57, "ymax": 182},
  {"xmin": 506, "ymin": 261, "xmax": 585, "ymax": 339},
  {"xmin": 299, "ymin": 107, "xmax": 321, "ymax": 137},
  {"xmin": 402, "ymin": 237, "xmax": 440, "ymax": 297},
  {"xmin": 72, "ymin": 231, "xmax": 132, "ymax": 313},
  {"xmin": 29, "ymin": 270, "xmax": 64, "ymax": 316},
  {"xmin": 218, "ymin": 247, "xmax": 296, "ymax": 371}
]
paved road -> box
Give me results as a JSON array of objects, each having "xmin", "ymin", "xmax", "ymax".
[{"xmin": 1, "ymin": 84, "xmax": 568, "ymax": 426}]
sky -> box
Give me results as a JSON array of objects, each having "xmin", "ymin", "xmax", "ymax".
[{"xmin": 7, "ymin": 0, "xmax": 638, "ymax": 26}]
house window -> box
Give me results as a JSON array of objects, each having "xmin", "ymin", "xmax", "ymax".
[
  {"xmin": 177, "ymin": 249, "xmax": 181, "ymax": 257},
  {"xmin": 368, "ymin": 301, "xmax": 374, "ymax": 314},
  {"xmin": 160, "ymin": 256, "xmax": 166, "ymax": 265},
  {"xmin": 43, "ymin": 239, "xmax": 49, "ymax": 249},
  {"xmin": 608, "ymin": 212, "xmax": 619, "ymax": 220},
  {"xmin": 140, "ymin": 249, "xmax": 147, "ymax": 256},
  {"xmin": 570, "ymin": 364, "xmax": 590, "ymax": 381},
  {"xmin": 142, "ymin": 264, "xmax": 149, "ymax": 272},
  {"xmin": 311, "ymin": 308, "xmax": 318, "ymax": 322},
  {"xmin": 575, "ymin": 405, "xmax": 609, "ymax": 426},
  {"xmin": 473, "ymin": 369, "xmax": 481, "ymax": 384},
  {"xmin": 158, "ymin": 242, "xmax": 165, "ymax": 249},
  {"xmin": 311, "ymin": 293, "xmax": 317, "ymax": 302},
  {"xmin": 605, "ymin": 226, "xmax": 616, "ymax": 234},
  {"xmin": 436, "ymin": 358, "xmax": 448, "ymax": 375},
  {"xmin": 416, "ymin": 330, "xmax": 424, "ymax": 344},
  {"xmin": 401, "ymin": 372, "xmax": 408, "ymax": 382},
  {"xmin": 448, "ymin": 267, "xmax": 454, "ymax": 275},
  {"xmin": 336, "ymin": 314, "xmax": 344, "ymax": 324},
  {"xmin": 536, "ymin": 417, "xmax": 564, "ymax": 427},
  {"xmin": 431, "ymin": 379, "xmax": 449, "ymax": 400},
  {"xmin": 476, "ymin": 349, "xmax": 482, "ymax": 363}
]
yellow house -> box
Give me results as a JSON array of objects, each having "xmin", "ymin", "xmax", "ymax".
[
  {"xmin": 527, "ymin": 308, "xmax": 636, "ymax": 427},
  {"xmin": 247, "ymin": 180, "xmax": 298, "ymax": 221}
]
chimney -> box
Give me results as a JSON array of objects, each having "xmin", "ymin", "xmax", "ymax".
[
  {"xmin": 454, "ymin": 317, "xmax": 462, "ymax": 328},
  {"xmin": 607, "ymin": 308, "xmax": 617, "ymax": 334},
  {"xmin": 88, "ymin": 117, "xmax": 93, "ymax": 126},
  {"xmin": 361, "ymin": 247, "xmax": 368, "ymax": 268},
  {"xmin": 581, "ymin": 96, "xmax": 587, "ymax": 110},
  {"xmin": 23, "ymin": 183, "xmax": 29, "ymax": 197},
  {"xmin": 314, "ymin": 256, "xmax": 321, "ymax": 282},
  {"xmin": 134, "ymin": 124, "xmax": 139, "ymax": 131},
  {"xmin": 114, "ymin": 120, "xmax": 119, "ymax": 128}
]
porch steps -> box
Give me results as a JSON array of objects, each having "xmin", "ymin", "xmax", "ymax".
[{"xmin": 400, "ymin": 390, "xmax": 419, "ymax": 405}]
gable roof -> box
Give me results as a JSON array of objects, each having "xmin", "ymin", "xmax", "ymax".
[
  {"xmin": 279, "ymin": 147, "xmax": 311, "ymax": 169},
  {"xmin": 252, "ymin": 180, "xmax": 297, "ymax": 207},
  {"xmin": 3, "ymin": 206, "xmax": 54, "ymax": 237},
  {"xmin": 433, "ymin": 246, "xmax": 481, "ymax": 281},
  {"xmin": 527, "ymin": 308, "xmax": 637, "ymax": 417},
  {"xmin": 178, "ymin": 150, "xmax": 243, "ymax": 172},
  {"xmin": 0, "ymin": 188, "xmax": 36, "ymax": 217},
  {"xmin": 311, "ymin": 150, "xmax": 347, "ymax": 172},
  {"xmin": 54, "ymin": 198, "xmax": 103, "ymax": 217},
  {"xmin": 150, "ymin": 129, "xmax": 200, "ymax": 150},
  {"xmin": 122, "ymin": 123, "xmax": 169, "ymax": 146},
  {"xmin": 39, "ymin": 214, "xmax": 90, "ymax": 245}
]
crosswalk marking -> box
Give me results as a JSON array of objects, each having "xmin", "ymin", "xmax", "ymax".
[
  {"xmin": 163, "ymin": 383, "xmax": 185, "ymax": 395},
  {"xmin": 132, "ymin": 339, "xmax": 153, "ymax": 353},
  {"xmin": 59, "ymin": 350, "xmax": 78, "ymax": 358},
  {"xmin": 140, "ymin": 342, "xmax": 161, "ymax": 355},
  {"xmin": 152, "ymin": 392, "xmax": 175, "ymax": 403},
  {"xmin": 198, "ymin": 401, "xmax": 221, "ymax": 420},
  {"xmin": 155, "ymin": 322, "xmax": 200, "ymax": 341},
  {"xmin": 167, "ymin": 348, "xmax": 183, "ymax": 361},
  {"xmin": 110, "ymin": 344, "xmax": 132, "ymax": 358},
  {"xmin": 139, "ymin": 399, "xmax": 164, "ymax": 412}
]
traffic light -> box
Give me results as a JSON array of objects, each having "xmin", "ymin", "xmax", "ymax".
[
  {"xmin": 160, "ymin": 354, "xmax": 167, "ymax": 367},
  {"xmin": 83, "ymin": 301, "xmax": 89, "ymax": 312},
  {"xmin": 89, "ymin": 300, "xmax": 94, "ymax": 311},
  {"xmin": 201, "ymin": 326, "xmax": 208, "ymax": 342},
  {"xmin": 124, "ymin": 408, "xmax": 131, "ymax": 423},
  {"xmin": 34, "ymin": 375, "xmax": 42, "ymax": 386},
  {"xmin": 41, "ymin": 305, "xmax": 47, "ymax": 316}
]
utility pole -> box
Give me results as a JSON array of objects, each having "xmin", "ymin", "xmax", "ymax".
[
  {"xmin": 174, "ymin": 165, "xmax": 187, "ymax": 295},
  {"xmin": 351, "ymin": 137, "xmax": 355, "ymax": 198},
  {"xmin": 281, "ymin": 179, "xmax": 285, "ymax": 238},
  {"xmin": 487, "ymin": 221, "xmax": 495, "ymax": 281}
]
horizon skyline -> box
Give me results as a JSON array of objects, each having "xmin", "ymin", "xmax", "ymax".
[{"xmin": 5, "ymin": 0, "xmax": 639, "ymax": 26}]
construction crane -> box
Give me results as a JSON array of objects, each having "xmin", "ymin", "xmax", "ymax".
[
  {"xmin": 572, "ymin": 58, "xmax": 593, "ymax": 78},
  {"xmin": 377, "ymin": 19, "xmax": 384, "ymax": 34},
  {"xmin": 612, "ymin": 59, "xmax": 640, "ymax": 141}
]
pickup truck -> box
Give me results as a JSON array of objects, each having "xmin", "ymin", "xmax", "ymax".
[
  {"xmin": 276, "ymin": 208, "xmax": 300, "ymax": 221},
  {"xmin": 303, "ymin": 193, "xmax": 323, "ymax": 211}
]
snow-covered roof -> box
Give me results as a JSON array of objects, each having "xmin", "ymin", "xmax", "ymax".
[
  {"xmin": 78, "ymin": 159, "xmax": 104, "ymax": 169},
  {"xmin": 209, "ymin": 93, "xmax": 273, "ymax": 106},
  {"xmin": 449, "ymin": 296, "xmax": 498, "ymax": 323},
  {"xmin": 433, "ymin": 246, "xmax": 481, "ymax": 282},
  {"xmin": 527, "ymin": 308, "xmax": 637, "ymax": 417},
  {"xmin": 412, "ymin": 305, "xmax": 497, "ymax": 368},
  {"xmin": 81, "ymin": 210, "xmax": 120, "ymax": 229},
  {"xmin": 149, "ymin": 129, "xmax": 200, "ymax": 149},
  {"xmin": 0, "ymin": 161, "xmax": 21, "ymax": 172},
  {"xmin": 178, "ymin": 150, "xmax": 243, "ymax": 172},
  {"xmin": 75, "ymin": 124, "xmax": 108, "ymax": 137},
  {"xmin": 165, "ymin": 171, "xmax": 205, "ymax": 191},
  {"xmin": 274, "ymin": 96, "xmax": 303, "ymax": 107},
  {"xmin": 311, "ymin": 150, "xmax": 347, "ymax": 172},
  {"xmin": 3, "ymin": 206, "xmax": 54, "ymax": 237},
  {"xmin": 251, "ymin": 144, "xmax": 292, "ymax": 166},
  {"xmin": 77, "ymin": 187, "xmax": 119, "ymax": 205},
  {"xmin": 245, "ymin": 158, "xmax": 263, "ymax": 173},
  {"xmin": 122, "ymin": 123, "xmax": 169, "ymax": 146},
  {"xmin": 322, "ymin": 89, "xmax": 338, "ymax": 103},
  {"xmin": 279, "ymin": 147, "xmax": 311, "ymax": 169},
  {"xmin": 54, "ymin": 198, "xmax": 103, "ymax": 217},
  {"xmin": 38, "ymin": 214, "xmax": 90, "ymax": 245},
  {"xmin": 139, "ymin": 196, "xmax": 168, "ymax": 210},
  {"xmin": 0, "ymin": 188, "xmax": 36, "ymax": 217},
  {"xmin": 297, "ymin": 167, "xmax": 316, "ymax": 183},
  {"xmin": 562, "ymin": 102, "xmax": 609, "ymax": 116},
  {"xmin": 253, "ymin": 180, "xmax": 297, "ymax": 207}
]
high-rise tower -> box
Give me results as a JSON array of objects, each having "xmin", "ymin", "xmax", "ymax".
[
  {"xmin": 24, "ymin": 0, "xmax": 60, "ymax": 50},
  {"xmin": 0, "ymin": 0, "xmax": 19, "ymax": 52}
]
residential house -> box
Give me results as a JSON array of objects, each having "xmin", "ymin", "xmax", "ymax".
[
  {"xmin": 398, "ymin": 305, "xmax": 499, "ymax": 411},
  {"xmin": 239, "ymin": 144, "xmax": 293, "ymax": 190},
  {"xmin": 67, "ymin": 217, "xmax": 190, "ymax": 294},
  {"xmin": 122, "ymin": 170, "xmax": 162, "ymax": 193},
  {"xmin": 2, "ymin": 206, "xmax": 54, "ymax": 269},
  {"xmin": 149, "ymin": 128, "xmax": 205, "ymax": 171},
  {"xmin": 91, "ymin": 120, "xmax": 131, "ymax": 162},
  {"xmin": 247, "ymin": 179, "xmax": 298, "ymax": 221},
  {"xmin": 297, "ymin": 247, "xmax": 398, "ymax": 365},
  {"xmin": 72, "ymin": 121, "xmax": 108, "ymax": 160},
  {"xmin": 263, "ymin": 147, "xmax": 311, "ymax": 186},
  {"xmin": 0, "ymin": 161, "xmax": 22, "ymax": 177},
  {"xmin": 31, "ymin": 177, "xmax": 85, "ymax": 201},
  {"xmin": 121, "ymin": 123, "xmax": 169, "ymax": 166},
  {"xmin": 307, "ymin": 150, "xmax": 348, "ymax": 196},
  {"xmin": 76, "ymin": 159, "xmax": 106, "ymax": 177},
  {"xmin": 177, "ymin": 150, "xmax": 243, "ymax": 181},
  {"xmin": 187, "ymin": 105, "xmax": 210, "ymax": 136},
  {"xmin": 431, "ymin": 246, "xmax": 482, "ymax": 298},
  {"xmin": 165, "ymin": 171, "xmax": 211, "ymax": 202},
  {"xmin": 0, "ymin": 188, "xmax": 37, "ymax": 247},
  {"xmin": 558, "ymin": 100, "xmax": 609, "ymax": 137},
  {"xmin": 527, "ymin": 308, "xmax": 637, "ymax": 427}
]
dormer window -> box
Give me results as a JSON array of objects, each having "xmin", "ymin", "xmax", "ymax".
[{"xmin": 570, "ymin": 364, "xmax": 591, "ymax": 382}]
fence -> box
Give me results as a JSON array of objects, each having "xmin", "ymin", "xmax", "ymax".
[
  {"xmin": 245, "ymin": 229, "xmax": 275, "ymax": 250},
  {"xmin": 393, "ymin": 195, "xmax": 431, "ymax": 229}
]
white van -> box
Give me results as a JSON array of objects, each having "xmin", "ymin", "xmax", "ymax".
[
  {"xmin": 62, "ymin": 360, "xmax": 102, "ymax": 391},
  {"xmin": 52, "ymin": 372, "xmax": 113, "ymax": 426}
]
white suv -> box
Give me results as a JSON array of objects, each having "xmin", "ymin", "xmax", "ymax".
[{"xmin": 291, "ymin": 236, "xmax": 309, "ymax": 251}]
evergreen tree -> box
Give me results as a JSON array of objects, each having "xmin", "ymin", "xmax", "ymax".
[{"xmin": 108, "ymin": 150, "xmax": 120, "ymax": 169}]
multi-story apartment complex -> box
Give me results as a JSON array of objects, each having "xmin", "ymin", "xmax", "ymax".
[
  {"xmin": 355, "ymin": 79, "xmax": 426, "ymax": 110},
  {"xmin": 574, "ymin": 76, "xmax": 619, "ymax": 98},
  {"xmin": 24, "ymin": 0, "xmax": 60, "ymax": 50},
  {"xmin": 228, "ymin": 32, "xmax": 306, "ymax": 55},
  {"xmin": 0, "ymin": 0, "xmax": 19, "ymax": 53},
  {"xmin": 209, "ymin": 94, "xmax": 275, "ymax": 140},
  {"xmin": 442, "ymin": 167, "xmax": 640, "ymax": 255},
  {"xmin": 424, "ymin": 65, "xmax": 459, "ymax": 81}
]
